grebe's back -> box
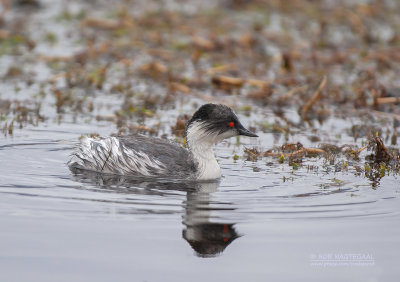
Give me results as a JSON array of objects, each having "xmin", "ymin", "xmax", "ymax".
[{"xmin": 69, "ymin": 135, "xmax": 197, "ymax": 179}]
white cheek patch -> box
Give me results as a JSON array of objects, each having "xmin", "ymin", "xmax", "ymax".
[
  {"xmin": 215, "ymin": 129, "xmax": 237, "ymax": 142},
  {"xmin": 186, "ymin": 121, "xmax": 237, "ymax": 146},
  {"xmin": 186, "ymin": 122, "xmax": 214, "ymax": 144}
]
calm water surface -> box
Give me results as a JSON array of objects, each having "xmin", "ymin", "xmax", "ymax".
[{"xmin": 0, "ymin": 118, "xmax": 399, "ymax": 282}]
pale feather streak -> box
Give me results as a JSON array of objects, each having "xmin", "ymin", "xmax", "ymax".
[{"xmin": 68, "ymin": 137, "xmax": 167, "ymax": 176}]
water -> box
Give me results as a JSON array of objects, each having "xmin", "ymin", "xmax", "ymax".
[
  {"xmin": 1, "ymin": 0, "xmax": 400, "ymax": 281},
  {"xmin": 1, "ymin": 118, "xmax": 399, "ymax": 281}
]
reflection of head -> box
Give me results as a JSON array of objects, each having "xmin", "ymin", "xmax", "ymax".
[
  {"xmin": 182, "ymin": 223, "xmax": 240, "ymax": 258},
  {"xmin": 182, "ymin": 182, "xmax": 240, "ymax": 258}
]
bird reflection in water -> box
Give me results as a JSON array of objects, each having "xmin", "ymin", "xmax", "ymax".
[
  {"xmin": 71, "ymin": 169, "xmax": 241, "ymax": 258},
  {"xmin": 182, "ymin": 181, "xmax": 240, "ymax": 258}
]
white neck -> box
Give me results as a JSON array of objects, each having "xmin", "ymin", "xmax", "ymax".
[{"xmin": 186, "ymin": 122, "xmax": 222, "ymax": 180}]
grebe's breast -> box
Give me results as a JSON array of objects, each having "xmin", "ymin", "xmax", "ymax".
[{"xmin": 68, "ymin": 135, "xmax": 197, "ymax": 179}]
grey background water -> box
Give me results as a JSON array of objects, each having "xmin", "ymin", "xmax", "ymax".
[{"xmin": 1, "ymin": 0, "xmax": 400, "ymax": 281}]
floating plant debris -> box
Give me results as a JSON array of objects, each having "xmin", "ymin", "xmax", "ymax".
[{"xmin": 0, "ymin": 0, "xmax": 399, "ymax": 185}]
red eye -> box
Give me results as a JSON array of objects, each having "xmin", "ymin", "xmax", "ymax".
[{"xmin": 228, "ymin": 122, "xmax": 235, "ymax": 128}]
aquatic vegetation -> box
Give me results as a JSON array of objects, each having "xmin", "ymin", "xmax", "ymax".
[{"xmin": 0, "ymin": 0, "xmax": 399, "ymax": 185}]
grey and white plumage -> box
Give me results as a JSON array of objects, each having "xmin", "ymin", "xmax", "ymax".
[{"xmin": 68, "ymin": 104, "xmax": 258, "ymax": 180}]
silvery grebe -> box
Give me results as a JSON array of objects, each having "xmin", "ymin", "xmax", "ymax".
[{"xmin": 68, "ymin": 103, "xmax": 258, "ymax": 180}]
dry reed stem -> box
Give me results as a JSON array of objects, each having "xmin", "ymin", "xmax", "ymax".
[{"xmin": 301, "ymin": 75, "xmax": 327, "ymax": 118}]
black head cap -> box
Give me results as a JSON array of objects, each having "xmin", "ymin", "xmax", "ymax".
[{"xmin": 186, "ymin": 104, "xmax": 258, "ymax": 137}]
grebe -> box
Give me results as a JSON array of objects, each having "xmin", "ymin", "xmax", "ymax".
[{"xmin": 68, "ymin": 103, "xmax": 258, "ymax": 180}]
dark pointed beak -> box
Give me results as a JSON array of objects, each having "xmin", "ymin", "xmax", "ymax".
[{"xmin": 237, "ymin": 124, "xmax": 258, "ymax": 137}]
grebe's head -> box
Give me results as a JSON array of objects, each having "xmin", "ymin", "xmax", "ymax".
[{"xmin": 186, "ymin": 104, "xmax": 258, "ymax": 147}]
